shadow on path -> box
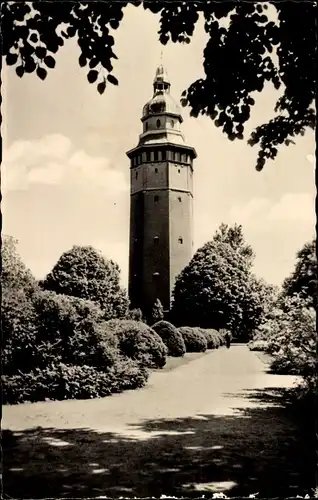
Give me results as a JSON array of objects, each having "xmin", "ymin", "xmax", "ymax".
[{"xmin": 2, "ymin": 387, "xmax": 316, "ymax": 498}]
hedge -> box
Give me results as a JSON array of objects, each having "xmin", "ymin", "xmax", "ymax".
[
  {"xmin": 105, "ymin": 319, "xmax": 168, "ymax": 368},
  {"xmin": 152, "ymin": 320, "xmax": 186, "ymax": 357},
  {"xmin": 2, "ymin": 358, "xmax": 148, "ymax": 405},
  {"xmin": 178, "ymin": 327, "xmax": 207, "ymax": 352}
]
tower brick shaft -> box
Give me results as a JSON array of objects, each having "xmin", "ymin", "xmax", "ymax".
[{"xmin": 126, "ymin": 65, "xmax": 197, "ymax": 315}]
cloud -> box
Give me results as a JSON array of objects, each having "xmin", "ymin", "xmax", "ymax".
[
  {"xmin": 2, "ymin": 134, "xmax": 130, "ymax": 285},
  {"xmin": 226, "ymin": 192, "xmax": 315, "ymax": 285},
  {"xmin": 229, "ymin": 192, "xmax": 315, "ymax": 230},
  {"xmin": 2, "ymin": 134, "xmax": 129, "ymax": 194}
]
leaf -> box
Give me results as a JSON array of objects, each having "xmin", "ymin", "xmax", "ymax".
[
  {"xmin": 44, "ymin": 55, "xmax": 56, "ymax": 68},
  {"xmin": 87, "ymin": 70, "xmax": 98, "ymax": 83},
  {"xmin": 36, "ymin": 66, "xmax": 47, "ymax": 80},
  {"xmin": 35, "ymin": 46, "xmax": 46, "ymax": 59},
  {"xmin": 89, "ymin": 57, "xmax": 99, "ymax": 69},
  {"xmin": 16, "ymin": 65, "xmax": 24, "ymax": 78},
  {"xmin": 30, "ymin": 33, "xmax": 38, "ymax": 43},
  {"xmin": 107, "ymin": 74, "xmax": 118, "ymax": 86},
  {"xmin": 180, "ymin": 98, "xmax": 188, "ymax": 107},
  {"xmin": 67, "ymin": 26, "xmax": 77, "ymax": 37},
  {"xmin": 97, "ymin": 81, "xmax": 106, "ymax": 95},
  {"xmin": 79, "ymin": 54, "xmax": 87, "ymax": 67},
  {"xmin": 24, "ymin": 58, "xmax": 36, "ymax": 73},
  {"xmin": 6, "ymin": 53, "xmax": 18, "ymax": 65}
]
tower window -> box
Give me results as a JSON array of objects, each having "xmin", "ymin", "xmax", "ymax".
[
  {"xmin": 170, "ymin": 119, "xmax": 174, "ymax": 128},
  {"xmin": 146, "ymin": 151, "xmax": 151, "ymax": 162},
  {"xmin": 178, "ymin": 169, "xmax": 181, "ymax": 174},
  {"xmin": 154, "ymin": 150, "xmax": 158, "ymax": 161},
  {"xmin": 176, "ymin": 152, "xmax": 181, "ymax": 162},
  {"xmin": 162, "ymin": 150, "xmax": 166, "ymax": 160},
  {"xmin": 135, "ymin": 171, "xmax": 138, "ymax": 179},
  {"xmin": 138, "ymin": 155, "xmax": 142, "ymax": 164},
  {"xmin": 155, "ymin": 167, "xmax": 158, "ymax": 173},
  {"xmin": 178, "ymin": 237, "xmax": 183, "ymax": 244},
  {"xmin": 145, "ymin": 122, "xmax": 149, "ymax": 131},
  {"xmin": 172, "ymin": 151, "xmax": 176, "ymax": 161},
  {"xmin": 154, "ymin": 195, "xmax": 159, "ymax": 203},
  {"xmin": 154, "ymin": 236, "xmax": 159, "ymax": 245},
  {"xmin": 156, "ymin": 119, "xmax": 161, "ymax": 128}
]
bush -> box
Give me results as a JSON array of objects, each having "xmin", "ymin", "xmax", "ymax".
[
  {"xmin": 179, "ymin": 327, "xmax": 207, "ymax": 352},
  {"xmin": 2, "ymin": 289, "xmax": 39, "ymax": 375},
  {"xmin": 218, "ymin": 329, "xmax": 230, "ymax": 346},
  {"xmin": 31, "ymin": 290, "xmax": 118, "ymax": 370},
  {"xmin": 127, "ymin": 308, "xmax": 143, "ymax": 321},
  {"xmin": 151, "ymin": 298, "xmax": 164, "ymax": 323},
  {"xmin": 199, "ymin": 328, "xmax": 223, "ymax": 349},
  {"xmin": 152, "ymin": 320, "xmax": 186, "ymax": 357},
  {"xmin": 2, "ymin": 290, "xmax": 150, "ymax": 404},
  {"xmin": 252, "ymin": 296, "xmax": 316, "ymax": 393},
  {"xmin": 248, "ymin": 339, "xmax": 269, "ymax": 352},
  {"xmin": 105, "ymin": 319, "xmax": 168, "ymax": 368},
  {"xmin": 2, "ymin": 358, "xmax": 149, "ymax": 405}
]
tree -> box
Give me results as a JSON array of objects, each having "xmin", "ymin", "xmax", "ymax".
[
  {"xmin": 41, "ymin": 245, "xmax": 129, "ymax": 320},
  {"xmin": 1, "ymin": 235, "xmax": 38, "ymax": 295},
  {"xmin": 263, "ymin": 295, "xmax": 316, "ymax": 391},
  {"xmin": 151, "ymin": 298, "xmax": 164, "ymax": 324},
  {"xmin": 281, "ymin": 239, "xmax": 317, "ymax": 308},
  {"xmin": 127, "ymin": 308, "xmax": 143, "ymax": 322},
  {"xmin": 213, "ymin": 223, "xmax": 255, "ymax": 266},
  {"xmin": 171, "ymin": 224, "xmax": 270, "ymax": 340},
  {"xmin": 2, "ymin": 2, "xmax": 315, "ymax": 170}
]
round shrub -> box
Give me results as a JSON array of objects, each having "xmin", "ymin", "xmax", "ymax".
[
  {"xmin": 105, "ymin": 319, "xmax": 168, "ymax": 368},
  {"xmin": 179, "ymin": 327, "xmax": 207, "ymax": 352},
  {"xmin": 152, "ymin": 320, "xmax": 186, "ymax": 357},
  {"xmin": 199, "ymin": 328, "xmax": 220, "ymax": 349}
]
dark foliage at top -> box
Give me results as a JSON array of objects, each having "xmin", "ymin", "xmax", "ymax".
[{"xmin": 1, "ymin": 2, "xmax": 315, "ymax": 170}]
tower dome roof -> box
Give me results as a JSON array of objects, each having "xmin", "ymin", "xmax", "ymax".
[
  {"xmin": 143, "ymin": 65, "xmax": 182, "ymax": 119},
  {"xmin": 142, "ymin": 92, "xmax": 182, "ymax": 118}
]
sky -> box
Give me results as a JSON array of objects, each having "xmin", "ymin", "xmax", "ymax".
[{"xmin": 2, "ymin": 4, "xmax": 316, "ymax": 289}]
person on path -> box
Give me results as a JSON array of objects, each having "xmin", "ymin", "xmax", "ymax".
[{"xmin": 225, "ymin": 330, "xmax": 232, "ymax": 349}]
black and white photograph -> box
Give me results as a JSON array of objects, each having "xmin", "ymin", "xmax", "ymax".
[{"xmin": 1, "ymin": 1, "xmax": 317, "ymax": 498}]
